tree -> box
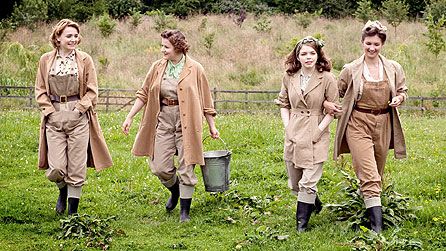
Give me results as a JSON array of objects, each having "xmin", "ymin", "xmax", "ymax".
[
  {"xmin": 355, "ymin": 0, "xmax": 376, "ymax": 23},
  {"xmin": 381, "ymin": 0, "xmax": 409, "ymax": 36},
  {"xmin": 424, "ymin": 13, "xmax": 446, "ymax": 58}
]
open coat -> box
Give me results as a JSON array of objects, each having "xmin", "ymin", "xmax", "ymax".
[
  {"xmin": 35, "ymin": 49, "xmax": 113, "ymax": 171},
  {"xmin": 333, "ymin": 54, "xmax": 408, "ymax": 160},
  {"xmin": 131, "ymin": 56, "xmax": 216, "ymax": 166},
  {"xmin": 276, "ymin": 70, "xmax": 338, "ymax": 168}
]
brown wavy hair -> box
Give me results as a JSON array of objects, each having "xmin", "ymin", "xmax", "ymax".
[
  {"xmin": 161, "ymin": 29, "xmax": 190, "ymax": 54},
  {"xmin": 361, "ymin": 26, "xmax": 387, "ymax": 44},
  {"xmin": 49, "ymin": 19, "xmax": 81, "ymax": 48},
  {"xmin": 285, "ymin": 38, "xmax": 331, "ymax": 76}
]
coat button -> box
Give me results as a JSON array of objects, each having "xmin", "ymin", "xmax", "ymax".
[
  {"xmin": 179, "ymin": 88, "xmax": 183, "ymax": 91},
  {"xmin": 183, "ymin": 114, "xmax": 186, "ymax": 116}
]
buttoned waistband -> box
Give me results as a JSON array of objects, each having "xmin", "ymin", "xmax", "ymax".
[{"xmin": 291, "ymin": 108, "xmax": 323, "ymax": 116}]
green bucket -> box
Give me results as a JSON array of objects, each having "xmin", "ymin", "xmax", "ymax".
[{"xmin": 201, "ymin": 137, "xmax": 231, "ymax": 192}]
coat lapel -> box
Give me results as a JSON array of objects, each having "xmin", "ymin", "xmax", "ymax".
[
  {"xmin": 290, "ymin": 73, "xmax": 307, "ymax": 106},
  {"xmin": 303, "ymin": 71, "xmax": 323, "ymax": 96},
  {"xmin": 178, "ymin": 56, "xmax": 192, "ymax": 86},
  {"xmin": 350, "ymin": 55, "xmax": 365, "ymax": 101},
  {"xmin": 380, "ymin": 55, "xmax": 396, "ymax": 96},
  {"xmin": 44, "ymin": 50, "xmax": 57, "ymax": 94},
  {"xmin": 75, "ymin": 50, "xmax": 85, "ymax": 96}
]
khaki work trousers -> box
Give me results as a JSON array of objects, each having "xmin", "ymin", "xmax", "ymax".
[
  {"xmin": 45, "ymin": 101, "xmax": 89, "ymax": 198},
  {"xmin": 286, "ymin": 161, "xmax": 323, "ymax": 204},
  {"xmin": 346, "ymin": 110, "xmax": 391, "ymax": 208},
  {"xmin": 150, "ymin": 105, "xmax": 197, "ymax": 199}
]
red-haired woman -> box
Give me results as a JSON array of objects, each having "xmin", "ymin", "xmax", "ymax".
[
  {"xmin": 122, "ymin": 30, "xmax": 219, "ymax": 222},
  {"xmin": 275, "ymin": 36, "xmax": 339, "ymax": 232}
]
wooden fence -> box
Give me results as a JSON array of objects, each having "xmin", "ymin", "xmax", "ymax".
[{"xmin": 1, "ymin": 85, "xmax": 446, "ymax": 113}]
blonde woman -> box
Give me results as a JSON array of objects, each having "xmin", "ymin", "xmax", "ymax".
[{"xmin": 35, "ymin": 19, "xmax": 112, "ymax": 215}]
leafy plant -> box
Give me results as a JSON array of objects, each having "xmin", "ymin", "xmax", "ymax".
[
  {"xmin": 147, "ymin": 10, "xmax": 177, "ymax": 32},
  {"xmin": 326, "ymin": 170, "xmax": 418, "ymax": 230},
  {"xmin": 424, "ymin": 13, "xmax": 446, "ymax": 58},
  {"xmin": 97, "ymin": 13, "xmax": 117, "ymax": 37},
  {"xmin": 350, "ymin": 227, "xmax": 422, "ymax": 250},
  {"xmin": 130, "ymin": 9, "xmax": 143, "ymax": 28},
  {"xmin": 235, "ymin": 225, "xmax": 289, "ymax": 249},
  {"xmin": 253, "ymin": 16, "xmax": 272, "ymax": 33},
  {"xmin": 59, "ymin": 214, "xmax": 119, "ymax": 250},
  {"xmin": 381, "ymin": 0, "xmax": 409, "ymax": 36},
  {"xmin": 425, "ymin": 0, "xmax": 446, "ymax": 27},
  {"xmin": 294, "ymin": 10, "xmax": 321, "ymax": 29},
  {"xmin": 106, "ymin": 0, "xmax": 142, "ymax": 19},
  {"xmin": 355, "ymin": 0, "xmax": 377, "ymax": 23},
  {"xmin": 203, "ymin": 32, "xmax": 216, "ymax": 55}
]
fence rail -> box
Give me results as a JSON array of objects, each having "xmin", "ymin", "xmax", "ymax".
[{"xmin": 1, "ymin": 85, "xmax": 446, "ymax": 113}]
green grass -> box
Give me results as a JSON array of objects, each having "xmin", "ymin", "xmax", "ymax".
[{"xmin": 0, "ymin": 110, "xmax": 445, "ymax": 250}]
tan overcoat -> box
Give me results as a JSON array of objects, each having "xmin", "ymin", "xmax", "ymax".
[
  {"xmin": 333, "ymin": 54, "xmax": 408, "ymax": 160},
  {"xmin": 35, "ymin": 49, "xmax": 113, "ymax": 171},
  {"xmin": 276, "ymin": 70, "xmax": 338, "ymax": 168},
  {"xmin": 131, "ymin": 56, "xmax": 216, "ymax": 166}
]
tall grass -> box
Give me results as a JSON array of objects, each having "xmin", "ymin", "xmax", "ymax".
[
  {"xmin": 0, "ymin": 110, "xmax": 445, "ymax": 250},
  {"xmin": 1, "ymin": 15, "xmax": 445, "ymax": 96}
]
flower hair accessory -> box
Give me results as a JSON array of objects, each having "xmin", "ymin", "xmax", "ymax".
[
  {"xmin": 296, "ymin": 36, "xmax": 325, "ymax": 51},
  {"xmin": 362, "ymin": 20, "xmax": 387, "ymax": 33}
]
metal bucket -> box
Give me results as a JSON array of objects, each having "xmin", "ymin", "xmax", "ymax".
[{"xmin": 201, "ymin": 138, "xmax": 231, "ymax": 192}]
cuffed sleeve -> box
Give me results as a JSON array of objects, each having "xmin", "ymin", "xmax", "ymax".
[
  {"xmin": 275, "ymin": 75, "xmax": 291, "ymax": 109},
  {"xmin": 198, "ymin": 65, "xmax": 217, "ymax": 116}
]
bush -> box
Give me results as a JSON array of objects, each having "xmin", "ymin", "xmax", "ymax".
[
  {"xmin": 354, "ymin": 0, "xmax": 376, "ymax": 23},
  {"xmin": 10, "ymin": 0, "xmax": 48, "ymax": 29},
  {"xmin": 425, "ymin": 0, "xmax": 446, "ymax": 27},
  {"xmin": 106, "ymin": 0, "xmax": 143, "ymax": 19},
  {"xmin": 129, "ymin": 10, "xmax": 143, "ymax": 28},
  {"xmin": 253, "ymin": 16, "xmax": 272, "ymax": 33},
  {"xmin": 147, "ymin": 10, "xmax": 177, "ymax": 32},
  {"xmin": 381, "ymin": 0, "xmax": 409, "ymax": 35},
  {"xmin": 46, "ymin": 0, "xmax": 107, "ymax": 22},
  {"xmin": 97, "ymin": 14, "xmax": 117, "ymax": 37},
  {"xmin": 424, "ymin": 14, "xmax": 446, "ymax": 58}
]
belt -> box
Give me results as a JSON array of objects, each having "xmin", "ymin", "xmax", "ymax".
[
  {"xmin": 49, "ymin": 94, "xmax": 80, "ymax": 103},
  {"xmin": 161, "ymin": 98, "xmax": 179, "ymax": 106},
  {"xmin": 354, "ymin": 106, "xmax": 390, "ymax": 115}
]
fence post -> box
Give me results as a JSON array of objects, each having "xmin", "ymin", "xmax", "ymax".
[
  {"xmin": 245, "ymin": 91, "xmax": 248, "ymax": 111},
  {"xmin": 213, "ymin": 87, "xmax": 217, "ymax": 110},
  {"xmin": 106, "ymin": 89, "xmax": 110, "ymax": 113},
  {"xmin": 28, "ymin": 86, "xmax": 33, "ymax": 107}
]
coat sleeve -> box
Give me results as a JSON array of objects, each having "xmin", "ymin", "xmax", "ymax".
[
  {"xmin": 324, "ymin": 72, "xmax": 339, "ymax": 103},
  {"xmin": 392, "ymin": 61, "xmax": 408, "ymax": 102},
  {"xmin": 197, "ymin": 64, "xmax": 217, "ymax": 116},
  {"xmin": 274, "ymin": 75, "xmax": 291, "ymax": 109},
  {"xmin": 35, "ymin": 54, "xmax": 55, "ymax": 117},
  {"xmin": 136, "ymin": 61, "xmax": 158, "ymax": 104},
  {"xmin": 76, "ymin": 54, "xmax": 98, "ymax": 113},
  {"xmin": 337, "ymin": 66, "xmax": 352, "ymax": 99}
]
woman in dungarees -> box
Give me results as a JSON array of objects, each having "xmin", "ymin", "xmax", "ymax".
[
  {"xmin": 122, "ymin": 30, "xmax": 219, "ymax": 222},
  {"xmin": 275, "ymin": 36, "xmax": 339, "ymax": 232},
  {"xmin": 35, "ymin": 19, "xmax": 112, "ymax": 215},
  {"xmin": 329, "ymin": 21, "xmax": 408, "ymax": 233}
]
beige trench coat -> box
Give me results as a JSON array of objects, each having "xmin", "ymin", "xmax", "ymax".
[
  {"xmin": 276, "ymin": 70, "xmax": 338, "ymax": 168},
  {"xmin": 333, "ymin": 54, "xmax": 408, "ymax": 160},
  {"xmin": 131, "ymin": 55, "xmax": 216, "ymax": 166},
  {"xmin": 35, "ymin": 49, "xmax": 113, "ymax": 171}
]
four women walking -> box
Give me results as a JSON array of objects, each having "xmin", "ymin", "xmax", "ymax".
[{"xmin": 35, "ymin": 19, "xmax": 407, "ymax": 232}]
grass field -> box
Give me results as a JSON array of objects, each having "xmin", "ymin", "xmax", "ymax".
[{"xmin": 0, "ymin": 110, "xmax": 445, "ymax": 250}]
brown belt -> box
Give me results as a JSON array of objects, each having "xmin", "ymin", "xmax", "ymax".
[
  {"xmin": 161, "ymin": 98, "xmax": 179, "ymax": 106},
  {"xmin": 49, "ymin": 94, "xmax": 80, "ymax": 103},
  {"xmin": 354, "ymin": 106, "xmax": 390, "ymax": 115}
]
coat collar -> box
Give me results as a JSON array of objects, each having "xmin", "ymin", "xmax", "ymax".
[
  {"xmin": 303, "ymin": 70, "xmax": 323, "ymax": 96},
  {"xmin": 155, "ymin": 55, "xmax": 193, "ymax": 86}
]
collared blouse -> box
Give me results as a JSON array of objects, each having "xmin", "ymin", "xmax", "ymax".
[{"xmin": 49, "ymin": 50, "xmax": 78, "ymax": 77}]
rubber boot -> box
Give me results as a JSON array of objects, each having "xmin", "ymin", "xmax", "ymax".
[
  {"xmin": 313, "ymin": 195, "xmax": 323, "ymax": 214},
  {"xmin": 296, "ymin": 201, "xmax": 314, "ymax": 232},
  {"xmin": 180, "ymin": 198, "xmax": 192, "ymax": 223},
  {"xmin": 56, "ymin": 186, "xmax": 68, "ymax": 214},
  {"xmin": 165, "ymin": 179, "xmax": 180, "ymax": 212},
  {"xmin": 367, "ymin": 206, "xmax": 383, "ymax": 233},
  {"xmin": 68, "ymin": 198, "xmax": 80, "ymax": 215}
]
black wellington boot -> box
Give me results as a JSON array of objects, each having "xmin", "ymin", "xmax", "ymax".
[
  {"xmin": 313, "ymin": 195, "xmax": 323, "ymax": 214},
  {"xmin": 296, "ymin": 201, "xmax": 314, "ymax": 232},
  {"xmin": 165, "ymin": 179, "xmax": 180, "ymax": 212},
  {"xmin": 180, "ymin": 198, "xmax": 192, "ymax": 223},
  {"xmin": 367, "ymin": 206, "xmax": 383, "ymax": 233},
  {"xmin": 56, "ymin": 186, "xmax": 68, "ymax": 214},
  {"xmin": 68, "ymin": 198, "xmax": 80, "ymax": 215}
]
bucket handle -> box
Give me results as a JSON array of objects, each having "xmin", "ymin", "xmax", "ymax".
[{"xmin": 202, "ymin": 136, "xmax": 229, "ymax": 151}]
